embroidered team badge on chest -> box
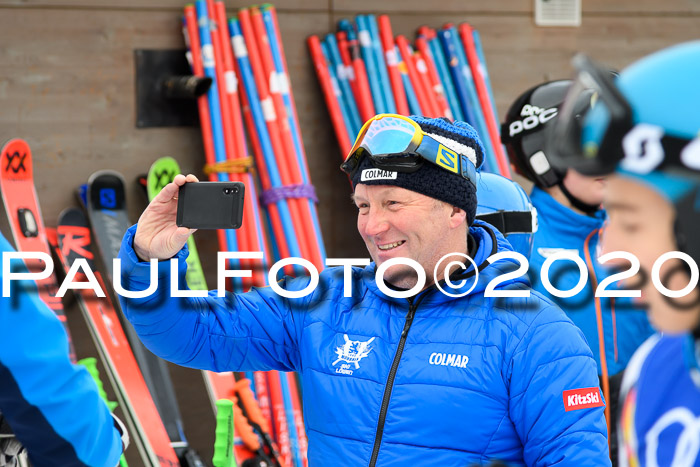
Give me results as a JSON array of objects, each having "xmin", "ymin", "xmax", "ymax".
[{"xmin": 333, "ymin": 334, "xmax": 375, "ymax": 376}]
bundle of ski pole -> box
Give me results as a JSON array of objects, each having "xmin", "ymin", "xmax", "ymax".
[
  {"xmin": 308, "ymin": 15, "xmax": 512, "ymax": 178},
  {"xmin": 183, "ymin": 2, "xmax": 320, "ymax": 466}
]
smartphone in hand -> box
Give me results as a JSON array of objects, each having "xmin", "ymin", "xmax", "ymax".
[{"xmin": 176, "ymin": 181, "xmax": 245, "ymax": 229}]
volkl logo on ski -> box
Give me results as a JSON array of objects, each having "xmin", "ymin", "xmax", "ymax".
[
  {"xmin": 333, "ymin": 334, "xmax": 375, "ymax": 375},
  {"xmin": 563, "ymin": 387, "xmax": 605, "ymax": 412},
  {"xmin": 4, "ymin": 151, "xmax": 27, "ymax": 174},
  {"xmin": 154, "ymin": 169, "xmax": 176, "ymax": 190}
]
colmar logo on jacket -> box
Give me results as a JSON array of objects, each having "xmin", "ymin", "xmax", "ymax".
[
  {"xmin": 429, "ymin": 352, "xmax": 469, "ymax": 369},
  {"xmin": 563, "ymin": 387, "xmax": 605, "ymax": 412}
]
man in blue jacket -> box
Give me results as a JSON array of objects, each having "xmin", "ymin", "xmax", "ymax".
[
  {"xmin": 119, "ymin": 115, "xmax": 610, "ymax": 466},
  {"xmin": 0, "ymin": 233, "xmax": 126, "ymax": 467}
]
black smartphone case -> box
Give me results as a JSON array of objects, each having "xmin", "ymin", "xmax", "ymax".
[{"xmin": 176, "ymin": 182, "xmax": 245, "ymax": 229}]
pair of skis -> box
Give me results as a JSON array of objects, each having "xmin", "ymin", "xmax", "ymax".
[
  {"xmin": 0, "ymin": 139, "xmax": 288, "ymax": 465},
  {"xmin": 79, "ymin": 168, "xmax": 208, "ymax": 467}
]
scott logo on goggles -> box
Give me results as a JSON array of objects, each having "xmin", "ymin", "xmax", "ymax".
[
  {"xmin": 508, "ymin": 105, "xmax": 558, "ymax": 138},
  {"xmin": 621, "ymin": 123, "xmax": 700, "ymax": 174}
]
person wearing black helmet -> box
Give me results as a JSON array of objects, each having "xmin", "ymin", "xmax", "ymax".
[
  {"xmin": 502, "ymin": 79, "xmax": 654, "ymax": 464},
  {"xmin": 548, "ymin": 41, "xmax": 700, "ymax": 467}
]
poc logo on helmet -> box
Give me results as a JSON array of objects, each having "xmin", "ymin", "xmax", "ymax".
[{"xmin": 508, "ymin": 105, "xmax": 558, "ymax": 138}]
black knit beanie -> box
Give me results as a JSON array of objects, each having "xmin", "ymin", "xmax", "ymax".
[{"xmin": 351, "ymin": 116, "xmax": 485, "ymax": 224}]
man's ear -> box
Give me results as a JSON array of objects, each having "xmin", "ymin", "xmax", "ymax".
[{"xmin": 449, "ymin": 206, "xmax": 467, "ymax": 228}]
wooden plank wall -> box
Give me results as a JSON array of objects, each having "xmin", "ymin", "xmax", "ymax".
[{"xmin": 0, "ymin": 1, "xmax": 698, "ymax": 465}]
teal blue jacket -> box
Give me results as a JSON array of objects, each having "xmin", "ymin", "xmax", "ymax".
[
  {"xmin": 0, "ymin": 234, "xmax": 122, "ymax": 466},
  {"xmin": 528, "ymin": 187, "xmax": 654, "ymax": 376}
]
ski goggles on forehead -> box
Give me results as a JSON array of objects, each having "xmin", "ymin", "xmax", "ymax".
[
  {"xmin": 340, "ymin": 114, "xmax": 477, "ymax": 189},
  {"xmin": 548, "ymin": 54, "xmax": 634, "ymax": 176}
]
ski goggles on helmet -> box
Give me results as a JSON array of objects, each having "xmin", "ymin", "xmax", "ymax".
[
  {"xmin": 340, "ymin": 114, "xmax": 477, "ymax": 189},
  {"xmin": 548, "ymin": 54, "xmax": 700, "ymax": 178},
  {"xmin": 547, "ymin": 54, "xmax": 633, "ymax": 176}
]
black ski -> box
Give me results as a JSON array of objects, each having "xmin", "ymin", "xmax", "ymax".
[{"xmin": 85, "ymin": 170, "xmax": 204, "ymax": 466}]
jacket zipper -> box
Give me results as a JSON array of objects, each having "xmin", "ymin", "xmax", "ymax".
[{"xmin": 368, "ymin": 299, "xmax": 418, "ymax": 466}]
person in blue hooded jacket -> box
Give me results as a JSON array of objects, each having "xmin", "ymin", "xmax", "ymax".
[
  {"xmin": 501, "ymin": 81, "xmax": 655, "ymax": 464},
  {"xmin": 0, "ymin": 233, "xmax": 126, "ymax": 467},
  {"xmin": 118, "ymin": 114, "xmax": 610, "ymax": 466}
]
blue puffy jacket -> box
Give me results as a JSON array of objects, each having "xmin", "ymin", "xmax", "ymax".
[
  {"xmin": 618, "ymin": 334, "xmax": 700, "ymax": 467},
  {"xmin": 118, "ymin": 221, "xmax": 610, "ymax": 466},
  {"xmin": 0, "ymin": 234, "xmax": 122, "ymax": 467},
  {"xmin": 528, "ymin": 187, "xmax": 654, "ymax": 376}
]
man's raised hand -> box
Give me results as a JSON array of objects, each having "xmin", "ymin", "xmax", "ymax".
[{"xmin": 133, "ymin": 173, "xmax": 199, "ymax": 261}]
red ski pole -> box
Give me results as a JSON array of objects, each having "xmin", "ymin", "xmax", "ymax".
[
  {"xmin": 459, "ymin": 23, "xmax": 512, "ymax": 178},
  {"xmin": 378, "ymin": 15, "xmax": 409, "ymax": 115},
  {"xmin": 413, "ymin": 49, "xmax": 442, "ymax": 118},
  {"xmin": 336, "ymin": 32, "xmax": 362, "ymax": 119},
  {"xmin": 238, "ymin": 8, "xmax": 313, "ymax": 265},
  {"xmin": 184, "ymin": 5, "xmax": 230, "ymax": 277},
  {"xmin": 345, "ymin": 29, "xmax": 375, "ymax": 122},
  {"xmin": 215, "ymin": 1, "xmax": 269, "ymax": 289},
  {"xmin": 415, "ymin": 35, "xmax": 452, "ymax": 119},
  {"xmin": 396, "ymin": 35, "xmax": 433, "ymax": 116},
  {"xmin": 249, "ymin": 7, "xmax": 323, "ymax": 270},
  {"xmin": 183, "ymin": 7, "xmax": 216, "ymax": 170},
  {"xmin": 208, "ymin": 0, "xmax": 261, "ymax": 291},
  {"xmin": 307, "ymin": 35, "xmax": 352, "ymax": 155}
]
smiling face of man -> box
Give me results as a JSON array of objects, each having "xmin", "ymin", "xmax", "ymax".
[
  {"xmin": 353, "ymin": 184, "xmax": 468, "ymax": 291},
  {"xmin": 600, "ymin": 175, "xmax": 700, "ymax": 333}
]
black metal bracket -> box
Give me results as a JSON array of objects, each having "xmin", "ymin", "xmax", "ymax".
[{"xmin": 134, "ymin": 49, "xmax": 212, "ymax": 128}]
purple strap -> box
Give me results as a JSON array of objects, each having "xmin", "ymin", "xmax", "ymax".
[{"xmin": 260, "ymin": 184, "xmax": 318, "ymax": 205}]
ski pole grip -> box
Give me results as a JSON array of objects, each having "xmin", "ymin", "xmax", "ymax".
[
  {"xmin": 213, "ymin": 399, "xmax": 235, "ymax": 467},
  {"xmin": 232, "ymin": 395, "xmax": 262, "ymax": 451},
  {"xmin": 234, "ymin": 378, "xmax": 270, "ymax": 432}
]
